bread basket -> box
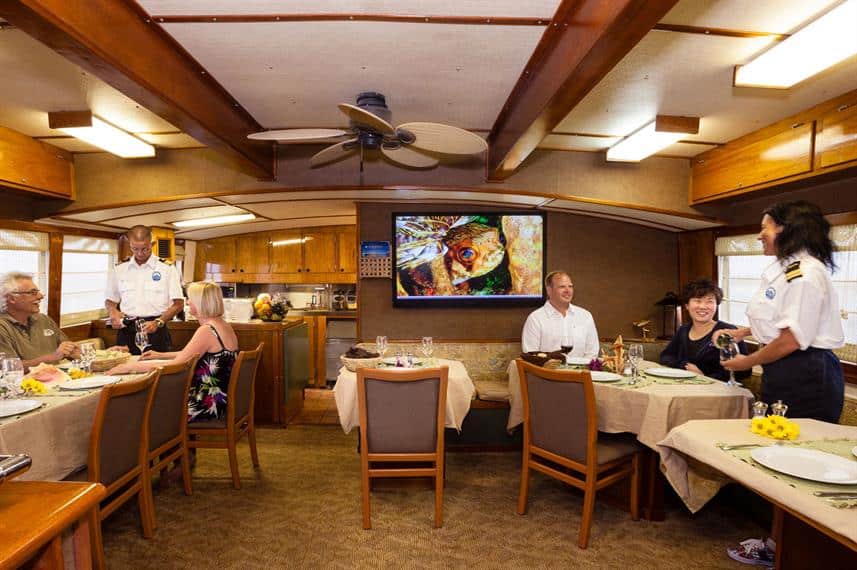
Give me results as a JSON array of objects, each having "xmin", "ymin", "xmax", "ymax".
[
  {"xmin": 90, "ymin": 352, "xmax": 131, "ymax": 372},
  {"xmin": 340, "ymin": 355, "xmax": 382, "ymax": 372},
  {"xmin": 521, "ymin": 351, "xmax": 564, "ymax": 368}
]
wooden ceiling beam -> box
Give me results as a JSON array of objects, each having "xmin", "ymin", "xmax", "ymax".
[
  {"xmin": 486, "ymin": 0, "xmax": 678, "ymax": 181},
  {"xmin": 0, "ymin": 0, "xmax": 274, "ymax": 179}
]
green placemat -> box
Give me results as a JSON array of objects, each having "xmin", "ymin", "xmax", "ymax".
[{"xmin": 719, "ymin": 439, "xmax": 857, "ymax": 509}]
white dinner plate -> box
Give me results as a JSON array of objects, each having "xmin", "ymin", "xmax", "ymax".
[
  {"xmin": 645, "ymin": 367, "xmax": 697, "ymax": 379},
  {"xmin": 58, "ymin": 375, "xmax": 121, "ymax": 390},
  {"xmin": 381, "ymin": 357, "xmax": 423, "ymax": 368},
  {"xmin": 750, "ymin": 446, "xmax": 857, "ymax": 485},
  {"xmin": 590, "ymin": 371, "xmax": 622, "ymax": 382},
  {"xmin": 566, "ymin": 356, "xmax": 591, "ymax": 366},
  {"xmin": 0, "ymin": 399, "xmax": 42, "ymax": 418}
]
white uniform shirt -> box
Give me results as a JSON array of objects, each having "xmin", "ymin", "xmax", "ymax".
[
  {"xmin": 746, "ymin": 251, "xmax": 844, "ymax": 351},
  {"xmin": 105, "ymin": 255, "xmax": 183, "ymax": 318},
  {"xmin": 521, "ymin": 301, "xmax": 600, "ymax": 358}
]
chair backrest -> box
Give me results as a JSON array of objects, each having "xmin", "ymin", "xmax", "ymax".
[
  {"xmin": 356, "ymin": 367, "xmax": 449, "ymax": 454},
  {"xmin": 89, "ymin": 370, "xmax": 159, "ymax": 485},
  {"xmin": 227, "ymin": 343, "xmax": 264, "ymax": 423},
  {"xmin": 516, "ymin": 360, "xmax": 597, "ymax": 464},
  {"xmin": 149, "ymin": 355, "xmax": 197, "ymax": 452}
]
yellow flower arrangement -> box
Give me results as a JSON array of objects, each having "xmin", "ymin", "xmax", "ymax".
[
  {"xmin": 20, "ymin": 378, "xmax": 47, "ymax": 395},
  {"xmin": 750, "ymin": 415, "xmax": 800, "ymax": 440}
]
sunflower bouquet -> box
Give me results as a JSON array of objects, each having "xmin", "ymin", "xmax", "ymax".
[
  {"xmin": 20, "ymin": 378, "xmax": 47, "ymax": 395},
  {"xmin": 750, "ymin": 415, "xmax": 800, "ymax": 440}
]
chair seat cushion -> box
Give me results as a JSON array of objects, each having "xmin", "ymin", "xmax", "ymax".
[
  {"xmin": 596, "ymin": 432, "xmax": 641, "ymax": 465},
  {"xmin": 188, "ymin": 418, "xmax": 226, "ymax": 430},
  {"xmin": 474, "ymin": 380, "xmax": 509, "ymax": 402}
]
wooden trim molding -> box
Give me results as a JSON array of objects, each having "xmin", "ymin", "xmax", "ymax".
[
  {"xmin": 486, "ymin": 0, "xmax": 678, "ymax": 180},
  {"xmin": 652, "ymin": 23, "xmax": 789, "ymax": 40},
  {"xmin": 0, "ymin": 219, "xmax": 121, "ymax": 240},
  {"xmin": 151, "ymin": 14, "xmax": 549, "ymax": 26},
  {"xmin": 47, "ymin": 233, "xmax": 63, "ymax": 324},
  {"xmin": 0, "ymin": 0, "xmax": 273, "ymax": 179}
]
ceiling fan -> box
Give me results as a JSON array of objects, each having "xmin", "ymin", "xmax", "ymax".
[{"xmin": 247, "ymin": 92, "xmax": 488, "ymax": 170}]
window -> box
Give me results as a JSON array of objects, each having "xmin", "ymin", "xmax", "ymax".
[
  {"xmin": 61, "ymin": 236, "xmax": 118, "ymax": 326},
  {"xmin": 716, "ymin": 224, "xmax": 857, "ymax": 363},
  {"xmin": 0, "ymin": 229, "xmax": 49, "ymax": 314}
]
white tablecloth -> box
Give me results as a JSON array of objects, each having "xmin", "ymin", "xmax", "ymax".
[
  {"xmin": 507, "ymin": 360, "xmax": 754, "ymax": 449},
  {"xmin": 333, "ymin": 358, "xmax": 476, "ymax": 433},
  {"xmin": 658, "ymin": 418, "xmax": 857, "ymax": 545}
]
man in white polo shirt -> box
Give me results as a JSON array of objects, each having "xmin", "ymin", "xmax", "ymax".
[
  {"xmin": 521, "ymin": 271, "xmax": 600, "ymax": 359},
  {"xmin": 105, "ymin": 225, "xmax": 184, "ymax": 354}
]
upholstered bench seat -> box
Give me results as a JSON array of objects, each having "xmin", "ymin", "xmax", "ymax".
[{"xmin": 474, "ymin": 380, "xmax": 510, "ymax": 403}]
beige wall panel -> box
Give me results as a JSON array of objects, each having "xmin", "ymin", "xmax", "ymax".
[{"xmin": 358, "ymin": 203, "xmax": 678, "ymax": 341}]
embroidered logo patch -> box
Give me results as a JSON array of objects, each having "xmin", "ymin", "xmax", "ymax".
[
  {"xmin": 765, "ymin": 287, "xmax": 776, "ymax": 300},
  {"xmin": 152, "ymin": 271, "xmax": 162, "ymax": 282},
  {"xmin": 43, "ymin": 329, "xmax": 55, "ymax": 336}
]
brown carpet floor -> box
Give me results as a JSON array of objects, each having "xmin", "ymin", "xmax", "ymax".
[{"xmin": 102, "ymin": 425, "xmax": 764, "ymax": 568}]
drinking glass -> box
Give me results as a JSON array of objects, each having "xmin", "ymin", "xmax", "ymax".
[
  {"xmin": 628, "ymin": 344, "xmax": 644, "ymax": 384},
  {"xmin": 376, "ymin": 336, "xmax": 388, "ymax": 359},
  {"xmin": 2, "ymin": 358, "xmax": 25, "ymax": 394},
  {"xmin": 80, "ymin": 343, "xmax": 95, "ymax": 373},
  {"xmin": 421, "ymin": 337, "xmax": 434, "ymax": 362},
  {"xmin": 559, "ymin": 334, "xmax": 573, "ymax": 356},
  {"xmin": 134, "ymin": 319, "xmax": 146, "ymax": 333},
  {"xmin": 135, "ymin": 331, "xmax": 149, "ymax": 355},
  {"xmin": 719, "ymin": 342, "xmax": 742, "ymax": 387}
]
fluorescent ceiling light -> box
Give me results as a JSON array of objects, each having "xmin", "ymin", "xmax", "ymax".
[
  {"xmin": 734, "ymin": 0, "xmax": 857, "ymax": 88},
  {"xmin": 48, "ymin": 111, "xmax": 155, "ymax": 158},
  {"xmin": 606, "ymin": 116, "xmax": 699, "ymax": 162},
  {"xmin": 173, "ymin": 214, "xmax": 256, "ymax": 228},
  {"xmin": 271, "ymin": 237, "xmax": 312, "ymax": 246}
]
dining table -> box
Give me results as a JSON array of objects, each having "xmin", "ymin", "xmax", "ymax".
[
  {"xmin": 333, "ymin": 357, "xmax": 476, "ymax": 434},
  {"xmin": 0, "ymin": 373, "xmax": 135, "ymax": 481},
  {"xmin": 658, "ymin": 418, "xmax": 857, "ymax": 568}
]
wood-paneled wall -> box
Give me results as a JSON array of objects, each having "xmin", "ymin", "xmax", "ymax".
[{"xmin": 358, "ymin": 204, "xmax": 678, "ymax": 341}]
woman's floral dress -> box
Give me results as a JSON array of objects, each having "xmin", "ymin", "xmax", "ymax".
[{"xmin": 188, "ymin": 325, "xmax": 237, "ymax": 422}]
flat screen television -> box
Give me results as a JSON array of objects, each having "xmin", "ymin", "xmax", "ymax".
[{"xmin": 392, "ymin": 212, "xmax": 546, "ymax": 307}]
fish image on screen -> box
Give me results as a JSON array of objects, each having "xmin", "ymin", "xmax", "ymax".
[{"xmin": 393, "ymin": 213, "xmax": 545, "ymax": 306}]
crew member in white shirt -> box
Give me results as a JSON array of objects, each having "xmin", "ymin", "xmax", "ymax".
[
  {"xmin": 718, "ymin": 200, "xmax": 844, "ymax": 423},
  {"xmin": 521, "ymin": 271, "xmax": 600, "ymax": 359},
  {"xmin": 105, "ymin": 225, "xmax": 184, "ymax": 354}
]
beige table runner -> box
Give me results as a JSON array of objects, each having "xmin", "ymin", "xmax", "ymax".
[
  {"xmin": 658, "ymin": 418, "xmax": 857, "ymax": 546},
  {"xmin": 333, "ymin": 358, "xmax": 476, "ymax": 433}
]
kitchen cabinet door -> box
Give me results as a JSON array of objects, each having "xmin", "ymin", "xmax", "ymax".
[
  {"xmin": 236, "ymin": 234, "xmax": 270, "ymax": 274},
  {"xmin": 269, "ymin": 230, "xmax": 303, "ymax": 273},
  {"xmin": 336, "ymin": 228, "xmax": 357, "ymax": 274},
  {"xmin": 302, "ymin": 230, "xmax": 337, "ymax": 275},
  {"xmin": 817, "ymin": 101, "xmax": 857, "ymax": 169},
  {"xmin": 203, "ymin": 238, "xmax": 236, "ymax": 275}
]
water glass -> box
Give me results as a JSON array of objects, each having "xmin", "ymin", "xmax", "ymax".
[
  {"xmin": 628, "ymin": 344, "xmax": 644, "ymax": 383},
  {"xmin": 2, "ymin": 357, "xmax": 25, "ymax": 393},
  {"xmin": 376, "ymin": 336, "xmax": 388, "ymax": 358},
  {"xmin": 421, "ymin": 337, "xmax": 434, "ymax": 360}
]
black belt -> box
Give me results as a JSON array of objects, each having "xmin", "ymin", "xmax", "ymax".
[{"xmin": 122, "ymin": 316, "xmax": 160, "ymax": 327}]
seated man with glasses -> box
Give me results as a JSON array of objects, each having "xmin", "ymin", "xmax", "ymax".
[
  {"xmin": 0, "ymin": 271, "xmax": 80, "ymax": 370},
  {"xmin": 105, "ymin": 225, "xmax": 184, "ymax": 354}
]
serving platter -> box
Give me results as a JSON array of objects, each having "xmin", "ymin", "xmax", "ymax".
[
  {"xmin": 645, "ymin": 367, "xmax": 697, "ymax": 379},
  {"xmin": 0, "ymin": 399, "xmax": 42, "ymax": 418},
  {"xmin": 57, "ymin": 375, "xmax": 121, "ymax": 390},
  {"xmin": 750, "ymin": 446, "xmax": 857, "ymax": 485}
]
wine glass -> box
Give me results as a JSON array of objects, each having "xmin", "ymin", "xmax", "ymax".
[
  {"xmin": 628, "ymin": 344, "xmax": 644, "ymax": 384},
  {"xmin": 135, "ymin": 331, "xmax": 149, "ymax": 355},
  {"xmin": 376, "ymin": 336, "xmax": 388, "ymax": 359},
  {"xmin": 421, "ymin": 337, "xmax": 434, "ymax": 363},
  {"xmin": 719, "ymin": 342, "xmax": 742, "ymax": 387}
]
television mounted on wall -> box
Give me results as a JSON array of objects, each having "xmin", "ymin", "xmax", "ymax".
[{"xmin": 392, "ymin": 212, "xmax": 546, "ymax": 307}]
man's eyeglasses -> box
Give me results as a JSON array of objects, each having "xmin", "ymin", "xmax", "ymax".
[
  {"xmin": 10, "ymin": 289, "xmax": 42, "ymax": 296},
  {"xmin": 130, "ymin": 245, "xmax": 153, "ymax": 254}
]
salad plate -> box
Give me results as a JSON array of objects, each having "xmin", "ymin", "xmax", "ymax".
[
  {"xmin": 645, "ymin": 367, "xmax": 696, "ymax": 379},
  {"xmin": 58, "ymin": 375, "xmax": 121, "ymax": 390},
  {"xmin": 590, "ymin": 371, "xmax": 622, "ymax": 382}
]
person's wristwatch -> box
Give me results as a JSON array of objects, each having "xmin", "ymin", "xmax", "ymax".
[{"xmin": 155, "ymin": 318, "xmax": 165, "ymax": 328}]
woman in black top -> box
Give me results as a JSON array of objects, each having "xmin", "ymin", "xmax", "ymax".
[{"xmin": 659, "ymin": 278, "xmax": 750, "ymax": 382}]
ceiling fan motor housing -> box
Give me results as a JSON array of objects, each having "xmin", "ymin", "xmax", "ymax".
[{"xmin": 354, "ymin": 92, "xmax": 393, "ymax": 149}]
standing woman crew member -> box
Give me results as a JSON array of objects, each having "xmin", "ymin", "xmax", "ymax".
[{"xmin": 718, "ymin": 200, "xmax": 845, "ymax": 423}]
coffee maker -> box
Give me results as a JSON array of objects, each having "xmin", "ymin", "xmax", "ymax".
[{"xmin": 332, "ymin": 289, "xmax": 348, "ymax": 311}]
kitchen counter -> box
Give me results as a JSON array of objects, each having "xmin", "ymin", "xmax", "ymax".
[{"xmin": 287, "ymin": 310, "xmax": 357, "ymax": 318}]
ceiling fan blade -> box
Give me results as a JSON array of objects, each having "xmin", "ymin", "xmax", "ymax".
[
  {"xmin": 247, "ymin": 128, "xmax": 348, "ymax": 142},
  {"xmin": 338, "ymin": 103, "xmax": 395, "ymax": 135},
  {"xmin": 310, "ymin": 138, "xmax": 359, "ymax": 167},
  {"xmin": 398, "ymin": 122, "xmax": 488, "ymax": 155},
  {"xmin": 381, "ymin": 145, "xmax": 439, "ymax": 169}
]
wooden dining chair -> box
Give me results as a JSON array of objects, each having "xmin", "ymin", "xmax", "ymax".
[
  {"xmin": 67, "ymin": 368, "xmax": 159, "ymax": 567},
  {"xmin": 516, "ymin": 359, "xmax": 641, "ymax": 549},
  {"xmin": 356, "ymin": 366, "xmax": 449, "ymax": 529},
  {"xmin": 144, "ymin": 355, "xmax": 197, "ymax": 526},
  {"xmin": 187, "ymin": 343, "xmax": 264, "ymax": 490}
]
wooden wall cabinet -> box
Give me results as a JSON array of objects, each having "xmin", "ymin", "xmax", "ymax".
[
  {"xmin": 0, "ymin": 125, "xmax": 75, "ymax": 198},
  {"xmin": 690, "ymin": 89, "xmax": 857, "ymax": 204},
  {"xmin": 196, "ymin": 225, "xmax": 357, "ymax": 283}
]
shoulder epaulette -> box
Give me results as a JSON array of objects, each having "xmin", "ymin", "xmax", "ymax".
[
  {"xmin": 159, "ymin": 258, "xmax": 173, "ymax": 265},
  {"xmin": 785, "ymin": 260, "xmax": 803, "ymax": 282}
]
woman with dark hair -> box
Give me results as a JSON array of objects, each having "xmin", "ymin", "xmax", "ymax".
[
  {"xmin": 659, "ymin": 278, "xmax": 750, "ymax": 382},
  {"xmin": 717, "ymin": 200, "xmax": 844, "ymax": 422}
]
